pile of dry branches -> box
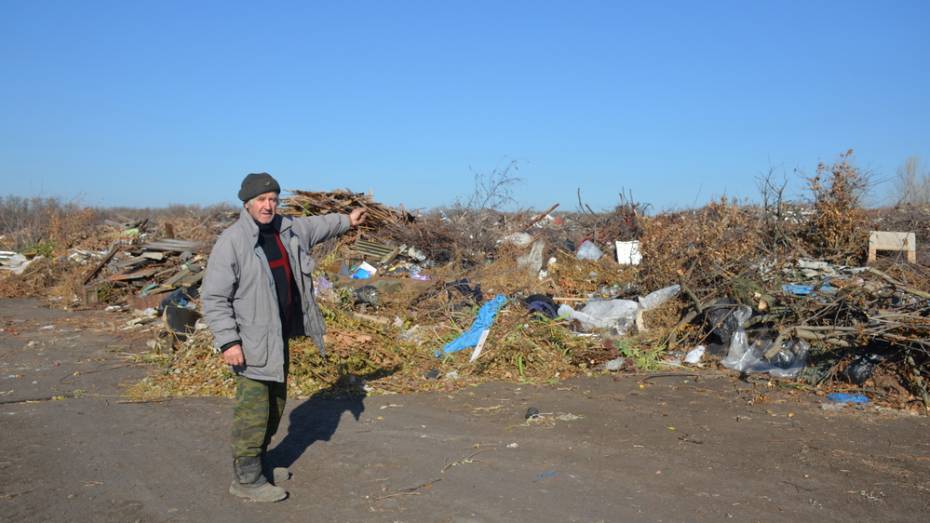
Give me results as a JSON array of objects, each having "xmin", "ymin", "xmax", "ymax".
[{"xmin": 281, "ymin": 189, "xmax": 413, "ymax": 232}]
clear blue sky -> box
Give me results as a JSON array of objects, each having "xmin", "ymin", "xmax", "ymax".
[{"xmin": 2, "ymin": 1, "xmax": 928, "ymax": 211}]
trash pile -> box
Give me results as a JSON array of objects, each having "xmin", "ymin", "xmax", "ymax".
[
  {"xmin": 281, "ymin": 189, "xmax": 414, "ymax": 232},
  {"xmin": 5, "ymin": 155, "xmax": 930, "ymax": 411}
]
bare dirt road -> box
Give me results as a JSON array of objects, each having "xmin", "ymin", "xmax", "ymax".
[{"xmin": 2, "ymin": 299, "xmax": 928, "ymax": 522}]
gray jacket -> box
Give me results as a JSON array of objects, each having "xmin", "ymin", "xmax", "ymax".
[{"xmin": 202, "ymin": 208, "xmax": 350, "ymax": 382}]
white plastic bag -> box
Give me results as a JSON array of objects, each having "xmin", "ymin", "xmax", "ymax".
[
  {"xmin": 517, "ymin": 240, "xmax": 545, "ymax": 274},
  {"xmin": 559, "ymin": 300, "xmax": 639, "ymax": 334},
  {"xmin": 576, "ymin": 240, "xmax": 603, "ymax": 261},
  {"xmin": 720, "ymin": 306, "xmax": 808, "ymax": 377},
  {"xmin": 638, "ymin": 284, "xmax": 681, "ymax": 310}
]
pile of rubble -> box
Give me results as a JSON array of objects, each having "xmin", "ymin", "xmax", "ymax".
[{"xmin": 3, "ymin": 159, "xmax": 929, "ymax": 411}]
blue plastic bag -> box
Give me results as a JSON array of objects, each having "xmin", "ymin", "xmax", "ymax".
[
  {"xmin": 826, "ymin": 393, "xmax": 869, "ymax": 404},
  {"xmin": 437, "ymin": 294, "xmax": 508, "ymax": 356}
]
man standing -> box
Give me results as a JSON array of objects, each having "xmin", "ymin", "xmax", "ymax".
[{"xmin": 202, "ymin": 172, "xmax": 366, "ymax": 502}]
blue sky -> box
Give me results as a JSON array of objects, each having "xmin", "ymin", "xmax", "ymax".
[{"xmin": 2, "ymin": 1, "xmax": 928, "ymax": 211}]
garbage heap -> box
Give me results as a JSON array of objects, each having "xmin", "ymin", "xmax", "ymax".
[
  {"xmin": 2, "ymin": 179, "xmax": 928, "ymax": 411},
  {"xmin": 131, "ymin": 194, "xmax": 930, "ymax": 411}
]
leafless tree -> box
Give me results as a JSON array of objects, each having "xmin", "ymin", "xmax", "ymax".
[
  {"xmin": 460, "ymin": 159, "xmax": 523, "ymax": 211},
  {"xmin": 894, "ymin": 156, "xmax": 930, "ymax": 206}
]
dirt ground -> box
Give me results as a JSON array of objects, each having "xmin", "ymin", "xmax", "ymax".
[{"xmin": 1, "ymin": 299, "xmax": 929, "ymax": 523}]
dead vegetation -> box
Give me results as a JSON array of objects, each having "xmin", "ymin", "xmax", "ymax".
[{"xmin": 4, "ymin": 151, "xmax": 930, "ymax": 412}]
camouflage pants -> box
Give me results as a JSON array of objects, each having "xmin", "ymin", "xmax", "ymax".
[{"xmin": 231, "ymin": 375, "xmax": 287, "ymax": 459}]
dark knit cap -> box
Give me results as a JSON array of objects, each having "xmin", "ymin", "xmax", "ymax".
[{"xmin": 238, "ymin": 172, "xmax": 281, "ymax": 202}]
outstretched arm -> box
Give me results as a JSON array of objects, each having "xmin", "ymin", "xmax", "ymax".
[{"xmin": 293, "ymin": 208, "xmax": 366, "ymax": 247}]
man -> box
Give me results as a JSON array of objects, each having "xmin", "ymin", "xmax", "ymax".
[{"xmin": 202, "ymin": 172, "xmax": 366, "ymax": 502}]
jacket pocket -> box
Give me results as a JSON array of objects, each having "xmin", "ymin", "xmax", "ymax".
[
  {"xmin": 299, "ymin": 254, "xmax": 315, "ymax": 275},
  {"xmin": 238, "ymin": 323, "xmax": 269, "ymax": 367}
]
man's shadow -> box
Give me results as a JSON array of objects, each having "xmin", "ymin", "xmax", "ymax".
[{"xmin": 264, "ymin": 366, "xmax": 397, "ymax": 472}]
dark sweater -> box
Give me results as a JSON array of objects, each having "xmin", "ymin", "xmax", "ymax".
[{"xmin": 257, "ymin": 219, "xmax": 304, "ymax": 338}]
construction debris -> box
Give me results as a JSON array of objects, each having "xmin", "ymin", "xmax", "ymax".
[
  {"xmin": 281, "ymin": 189, "xmax": 413, "ymax": 232},
  {"xmin": 3, "ymin": 168, "xmax": 930, "ymax": 413}
]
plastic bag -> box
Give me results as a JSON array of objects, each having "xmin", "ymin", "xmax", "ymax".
[
  {"xmin": 845, "ymin": 353, "xmax": 881, "ymax": 385},
  {"xmin": 721, "ymin": 308, "xmax": 809, "ymax": 378},
  {"xmin": 719, "ymin": 306, "xmax": 753, "ymax": 370},
  {"xmin": 439, "ymin": 294, "xmax": 508, "ymax": 355},
  {"xmin": 763, "ymin": 339, "xmax": 809, "ymax": 377},
  {"xmin": 576, "ymin": 240, "xmax": 603, "ymax": 261},
  {"xmin": 500, "ymin": 232, "xmax": 533, "ymax": 247},
  {"xmin": 559, "ymin": 284, "xmax": 681, "ymax": 335},
  {"xmin": 559, "ymin": 299, "xmax": 639, "ymax": 334},
  {"xmin": 517, "ymin": 240, "xmax": 545, "ymax": 274},
  {"xmin": 684, "ymin": 345, "xmax": 706, "ymax": 364},
  {"xmin": 705, "ymin": 303, "xmax": 746, "ymax": 342},
  {"xmin": 638, "ymin": 284, "xmax": 681, "ymax": 310}
]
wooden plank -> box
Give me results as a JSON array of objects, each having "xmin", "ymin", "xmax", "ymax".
[
  {"xmin": 108, "ymin": 267, "xmax": 159, "ymax": 282},
  {"xmin": 141, "ymin": 239, "xmax": 203, "ymax": 252},
  {"xmin": 83, "ymin": 242, "xmax": 120, "ymax": 285}
]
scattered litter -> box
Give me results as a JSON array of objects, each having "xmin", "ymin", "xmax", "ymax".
[
  {"xmin": 826, "ymin": 393, "xmax": 870, "ymax": 405},
  {"xmin": 516, "ymin": 240, "xmax": 545, "ymax": 275},
  {"xmin": 845, "ymin": 354, "xmax": 881, "ymax": 385},
  {"xmin": 523, "ymin": 294, "xmax": 559, "ymax": 319},
  {"xmin": 500, "ymin": 232, "xmax": 533, "ymax": 247},
  {"xmin": 615, "ymin": 240, "xmax": 642, "ymax": 265},
  {"xmin": 408, "ymin": 268, "xmax": 430, "ymax": 281},
  {"xmin": 351, "ymin": 261, "xmax": 378, "ymax": 279},
  {"xmin": 468, "ymin": 329, "xmax": 491, "ymax": 363},
  {"xmin": 684, "ymin": 346, "xmax": 706, "ymax": 364},
  {"xmin": 443, "ymin": 279, "xmax": 483, "ymax": 304},
  {"xmin": 0, "ymin": 253, "xmax": 44, "ymax": 275},
  {"xmin": 4, "ymin": 177, "xmax": 928, "ymax": 409},
  {"xmin": 575, "ymin": 240, "xmax": 603, "ymax": 261},
  {"xmin": 535, "ymin": 470, "xmax": 559, "ymax": 481},
  {"xmin": 354, "ymin": 285, "xmax": 380, "ymax": 308},
  {"xmin": 721, "ymin": 313, "xmax": 809, "ymax": 378},
  {"xmin": 605, "ymin": 357, "xmax": 625, "ymax": 372},
  {"xmin": 165, "ymin": 305, "xmax": 202, "ymax": 335},
  {"xmin": 782, "ymin": 283, "xmax": 837, "ymax": 296},
  {"xmin": 559, "ymin": 284, "xmax": 679, "ymax": 335},
  {"xmin": 438, "ymin": 294, "xmax": 507, "ymax": 356}
]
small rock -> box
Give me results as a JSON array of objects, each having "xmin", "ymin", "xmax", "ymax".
[{"xmin": 525, "ymin": 407, "xmax": 540, "ymax": 420}]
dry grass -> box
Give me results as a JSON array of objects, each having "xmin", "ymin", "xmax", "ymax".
[{"xmin": 9, "ymin": 160, "xmax": 930, "ymax": 407}]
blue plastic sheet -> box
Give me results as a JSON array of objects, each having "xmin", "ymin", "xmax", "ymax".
[
  {"xmin": 351, "ymin": 268, "xmax": 372, "ymax": 279},
  {"xmin": 782, "ymin": 283, "xmax": 837, "ymax": 296},
  {"xmin": 437, "ymin": 294, "xmax": 508, "ymax": 356},
  {"xmin": 826, "ymin": 392, "xmax": 869, "ymax": 404}
]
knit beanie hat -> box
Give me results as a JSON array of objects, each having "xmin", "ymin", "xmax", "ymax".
[{"xmin": 238, "ymin": 172, "xmax": 281, "ymax": 202}]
